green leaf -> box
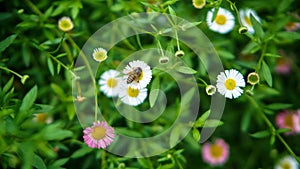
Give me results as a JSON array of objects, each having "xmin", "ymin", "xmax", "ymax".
[
  {"xmin": 32, "ymin": 154, "xmax": 47, "ymax": 169},
  {"xmin": 176, "ymin": 66, "xmax": 197, "ymax": 74},
  {"xmin": 71, "ymin": 146, "xmax": 93, "ymax": 158},
  {"xmin": 47, "ymin": 57, "xmax": 55, "ymax": 76},
  {"xmin": 22, "ymin": 44, "xmax": 31, "ymax": 67},
  {"xmin": 44, "ymin": 123, "xmax": 73, "ymax": 140},
  {"xmin": 170, "ymin": 124, "xmax": 182, "ymax": 147},
  {"xmin": 277, "ymin": 0, "xmax": 293, "ymax": 13},
  {"xmin": 276, "ymin": 128, "xmax": 291, "ymax": 134},
  {"xmin": 277, "ymin": 31, "xmax": 300, "ymax": 41},
  {"xmin": 149, "ymin": 77, "xmax": 160, "ymax": 107},
  {"xmin": 3, "ymin": 77, "xmax": 14, "ymax": 94},
  {"xmin": 250, "ymin": 130, "xmax": 270, "ymax": 138},
  {"xmin": 194, "ymin": 109, "xmax": 210, "ymax": 127},
  {"xmin": 51, "ymin": 158, "xmax": 69, "ymax": 166},
  {"xmin": 20, "ymin": 85, "xmax": 37, "ymax": 112},
  {"xmin": 203, "ymin": 119, "xmax": 223, "ymax": 128},
  {"xmin": 261, "ymin": 61, "xmax": 272, "ymax": 87},
  {"xmin": 250, "ymin": 14, "xmax": 264, "ymax": 39},
  {"xmin": 0, "ymin": 34, "xmax": 17, "ymax": 53},
  {"xmin": 192, "ymin": 128, "xmax": 200, "ymax": 142},
  {"xmin": 51, "ymin": 83, "xmax": 65, "ymax": 98},
  {"xmin": 265, "ymin": 103, "xmax": 293, "ymax": 110},
  {"xmin": 217, "ymin": 50, "xmax": 235, "ymax": 59},
  {"xmin": 264, "ymin": 53, "xmax": 282, "ymax": 58},
  {"xmin": 181, "ymin": 21, "xmax": 202, "ymax": 30},
  {"xmin": 270, "ymin": 134, "xmax": 275, "ymax": 145},
  {"xmin": 168, "ymin": 6, "xmax": 177, "ymax": 23}
]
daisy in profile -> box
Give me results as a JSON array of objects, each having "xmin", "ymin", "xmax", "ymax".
[
  {"xmin": 123, "ymin": 60, "xmax": 152, "ymax": 89},
  {"xmin": 216, "ymin": 69, "xmax": 245, "ymax": 99},
  {"xmin": 275, "ymin": 156, "xmax": 299, "ymax": 169},
  {"xmin": 206, "ymin": 7, "xmax": 235, "ymax": 34},
  {"xmin": 99, "ymin": 70, "xmax": 122, "ymax": 97},
  {"xmin": 119, "ymin": 82, "xmax": 148, "ymax": 106},
  {"xmin": 83, "ymin": 121, "xmax": 115, "ymax": 149},
  {"xmin": 202, "ymin": 139, "xmax": 229, "ymax": 166},
  {"xmin": 93, "ymin": 47, "xmax": 108, "ymax": 62},
  {"xmin": 206, "ymin": 85, "xmax": 216, "ymax": 96},
  {"xmin": 276, "ymin": 110, "xmax": 299, "ymax": 135},
  {"xmin": 239, "ymin": 9, "xmax": 261, "ymax": 34},
  {"xmin": 58, "ymin": 16, "xmax": 74, "ymax": 32}
]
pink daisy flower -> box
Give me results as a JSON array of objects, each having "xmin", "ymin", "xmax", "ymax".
[
  {"xmin": 275, "ymin": 57, "xmax": 292, "ymax": 75},
  {"xmin": 83, "ymin": 121, "xmax": 115, "ymax": 149},
  {"xmin": 276, "ymin": 110, "xmax": 299, "ymax": 135},
  {"xmin": 202, "ymin": 139, "xmax": 229, "ymax": 166}
]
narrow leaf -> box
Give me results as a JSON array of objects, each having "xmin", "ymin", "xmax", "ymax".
[
  {"xmin": 20, "ymin": 85, "xmax": 37, "ymax": 112},
  {"xmin": 32, "ymin": 154, "xmax": 47, "ymax": 169},
  {"xmin": 192, "ymin": 128, "xmax": 200, "ymax": 142},
  {"xmin": 0, "ymin": 34, "xmax": 17, "ymax": 53},
  {"xmin": 261, "ymin": 61, "xmax": 272, "ymax": 87},
  {"xmin": 250, "ymin": 14, "xmax": 264, "ymax": 39},
  {"xmin": 176, "ymin": 66, "xmax": 197, "ymax": 74},
  {"xmin": 47, "ymin": 57, "xmax": 55, "ymax": 76},
  {"xmin": 265, "ymin": 103, "xmax": 293, "ymax": 110},
  {"xmin": 250, "ymin": 130, "xmax": 270, "ymax": 138}
]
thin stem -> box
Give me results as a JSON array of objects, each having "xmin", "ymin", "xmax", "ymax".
[
  {"xmin": 156, "ymin": 37, "xmax": 165, "ymax": 57},
  {"xmin": 246, "ymin": 95, "xmax": 300, "ymax": 163},
  {"xmin": 256, "ymin": 42, "xmax": 268, "ymax": 71},
  {"xmin": 66, "ymin": 34, "xmax": 99, "ymax": 121},
  {"xmin": 49, "ymin": 33, "xmax": 66, "ymax": 54},
  {"xmin": 0, "ymin": 66, "xmax": 23, "ymax": 79},
  {"xmin": 24, "ymin": 0, "xmax": 43, "ymax": 16},
  {"xmin": 174, "ymin": 30, "xmax": 181, "ymax": 51},
  {"xmin": 197, "ymin": 78, "xmax": 208, "ymax": 86},
  {"xmin": 46, "ymin": 53, "xmax": 77, "ymax": 78},
  {"xmin": 225, "ymin": 0, "xmax": 243, "ymax": 27}
]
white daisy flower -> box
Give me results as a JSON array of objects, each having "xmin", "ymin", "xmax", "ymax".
[
  {"xmin": 99, "ymin": 70, "xmax": 122, "ymax": 97},
  {"xmin": 58, "ymin": 16, "xmax": 74, "ymax": 32},
  {"xmin": 206, "ymin": 7, "xmax": 235, "ymax": 34},
  {"xmin": 93, "ymin": 48, "xmax": 108, "ymax": 62},
  {"xmin": 275, "ymin": 156, "xmax": 299, "ymax": 169},
  {"xmin": 240, "ymin": 9, "xmax": 261, "ymax": 34},
  {"xmin": 123, "ymin": 60, "xmax": 152, "ymax": 89},
  {"xmin": 216, "ymin": 69, "xmax": 245, "ymax": 99},
  {"xmin": 119, "ymin": 82, "xmax": 148, "ymax": 106}
]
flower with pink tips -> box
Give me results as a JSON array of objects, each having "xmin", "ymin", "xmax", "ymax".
[
  {"xmin": 83, "ymin": 121, "xmax": 115, "ymax": 149},
  {"xmin": 202, "ymin": 138, "xmax": 229, "ymax": 166},
  {"xmin": 275, "ymin": 110, "xmax": 299, "ymax": 135}
]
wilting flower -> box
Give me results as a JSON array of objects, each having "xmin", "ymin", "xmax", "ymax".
[
  {"xmin": 275, "ymin": 57, "xmax": 292, "ymax": 75},
  {"xmin": 123, "ymin": 60, "xmax": 152, "ymax": 89},
  {"xmin": 276, "ymin": 110, "xmax": 299, "ymax": 135},
  {"xmin": 216, "ymin": 69, "xmax": 246, "ymax": 99},
  {"xmin": 33, "ymin": 113, "xmax": 53, "ymax": 124},
  {"xmin": 159, "ymin": 56, "xmax": 169, "ymax": 64},
  {"xmin": 275, "ymin": 156, "xmax": 299, "ymax": 169},
  {"xmin": 119, "ymin": 84, "xmax": 148, "ymax": 106},
  {"xmin": 175, "ymin": 50, "xmax": 185, "ymax": 57},
  {"xmin": 206, "ymin": 7, "xmax": 235, "ymax": 34},
  {"xmin": 83, "ymin": 121, "xmax": 115, "ymax": 149},
  {"xmin": 58, "ymin": 16, "xmax": 74, "ymax": 32},
  {"xmin": 247, "ymin": 72, "xmax": 260, "ymax": 85},
  {"xmin": 202, "ymin": 139, "xmax": 229, "ymax": 166},
  {"xmin": 206, "ymin": 85, "xmax": 216, "ymax": 96},
  {"xmin": 99, "ymin": 70, "xmax": 122, "ymax": 97},
  {"xmin": 285, "ymin": 22, "xmax": 300, "ymax": 32},
  {"xmin": 193, "ymin": 0, "xmax": 206, "ymax": 9},
  {"xmin": 239, "ymin": 9, "xmax": 261, "ymax": 34},
  {"xmin": 93, "ymin": 47, "xmax": 108, "ymax": 62}
]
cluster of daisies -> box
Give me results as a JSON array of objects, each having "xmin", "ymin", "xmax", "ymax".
[
  {"xmin": 99, "ymin": 59, "xmax": 152, "ymax": 106},
  {"xmin": 276, "ymin": 109, "xmax": 300, "ymax": 135},
  {"xmin": 82, "ymin": 47, "xmax": 153, "ymax": 149},
  {"xmin": 202, "ymin": 138, "xmax": 299, "ymax": 168}
]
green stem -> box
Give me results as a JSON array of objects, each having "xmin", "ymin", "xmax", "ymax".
[
  {"xmin": 225, "ymin": 0, "xmax": 243, "ymax": 27},
  {"xmin": 66, "ymin": 34, "xmax": 99, "ymax": 121},
  {"xmin": 156, "ymin": 37, "xmax": 165, "ymax": 57},
  {"xmin": 197, "ymin": 78, "xmax": 208, "ymax": 86},
  {"xmin": 46, "ymin": 53, "xmax": 77, "ymax": 78},
  {"xmin": 256, "ymin": 42, "xmax": 268, "ymax": 71},
  {"xmin": 246, "ymin": 95, "xmax": 300, "ymax": 163},
  {"xmin": 0, "ymin": 66, "xmax": 23, "ymax": 79},
  {"xmin": 174, "ymin": 29, "xmax": 181, "ymax": 51},
  {"xmin": 24, "ymin": 0, "xmax": 43, "ymax": 16}
]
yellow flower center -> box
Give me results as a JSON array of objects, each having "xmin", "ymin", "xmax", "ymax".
[
  {"xmin": 215, "ymin": 14, "xmax": 227, "ymax": 25},
  {"xmin": 127, "ymin": 87, "xmax": 139, "ymax": 97},
  {"xmin": 35, "ymin": 113, "xmax": 47, "ymax": 122},
  {"xmin": 193, "ymin": 0, "xmax": 206, "ymax": 9},
  {"xmin": 284, "ymin": 114, "xmax": 294, "ymax": 128},
  {"xmin": 244, "ymin": 16, "xmax": 252, "ymax": 26},
  {"xmin": 91, "ymin": 126, "xmax": 106, "ymax": 140},
  {"xmin": 225, "ymin": 78, "xmax": 236, "ymax": 90},
  {"xmin": 107, "ymin": 78, "xmax": 118, "ymax": 88},
  {"xmin": 61, "ymin": 20, "xmax": 72, "ymax": 29},
  {"xmin": 94, "ymin": 51, "xmax": 107, "ymax": 61},
  {"xmin": 210, "ymin": 144, "xmax": 223, "ymax": 158},
  {"xmin": 281, "ymin": 162, "xmax": 292, "ymax": 169}
]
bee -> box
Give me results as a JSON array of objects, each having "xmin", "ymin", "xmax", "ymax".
[{"xmin": 126, "ymin": 67, "xmax": 143, "ymax": 84}]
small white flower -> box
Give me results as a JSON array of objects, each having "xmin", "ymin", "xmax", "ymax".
[
  {"xmin": 123, "ymin": 60, "xmax": 152, "ymax": 89},
  {"xmin": 240, "ymin": 8, "xmax": 261, "ymax": 34},
  {"xmin": 275, "ymin": 156, "xmax": 299, "ymax": 169},
  {"xmin": 119, "ymin": 83, "xmax": 148, "ymax": 106},
  {"xmin": 58, "ymin": 16, "xmax": 74, "ymax": 32},
  {"xmin": 216, "ymin": 69, "xmax": 245, "ymax": 99},
  {"xmin": 206, "ymin": 7, "xmax": 235, "ymax": 34},
  {"xmin": 93, "ymin": 48, "xmax": 108, "ymax": 62},
  {"xmin": 99, "ymin": 70, "xmax": 122, "ymax": 97}
]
